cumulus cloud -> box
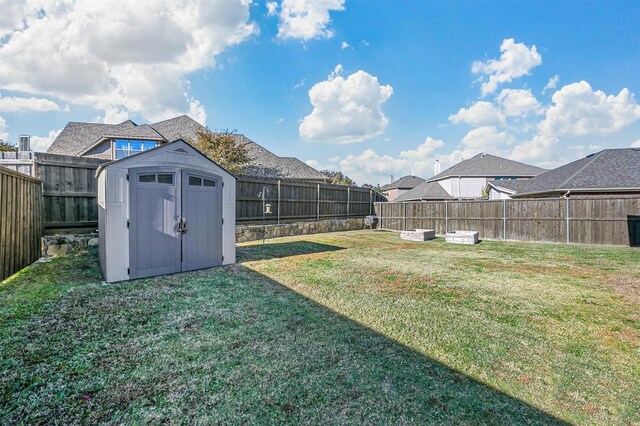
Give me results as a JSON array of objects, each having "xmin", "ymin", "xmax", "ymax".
[
  {"xmin": 496, "ymin": 88, "xmax": 542, "ymax": 117},
  {"xmin": 0, "ymin": 116, "xmax": 8, "ymax": 141},
  {"xmin": 472, "ymin": 38, "xmax": 542, "ymax": 95},
  {"xmin": 30, "ymin": 129, "xmax": 62, "ymax": 152},
  {"xmin": 449, "ymin": 101, "xmax": 506, "ymax": 126},
  {"xmin": 0, "ymin": 0, "xmax": 257, "ymax": 123},
  {"xmin": 543, "ymin": 75, "xmax": 560, "ymax": 94},
  {"xmin": 631, "ymin": 139, "xmax": 640, "ymax": 148},
  {"xmin": 275, "ymin": 0, "xmax": 345, "ymax": 41},
  {"xmin": 539, "ymin": 81, "xmax": 640, "ymax": 137},
  {"xmin": 460, "ymin": 126, "xmax": 513, "ymax": 153},
  {"xmin": 0, "ymin": 95, "xmax": 60, "ymax": 112},
  {"xmin": 266, "ymin": 1, "xmax": 278, "ymax": 16},
  {"xmin": 300, "ymin": 66, "xmax": 393, "ymax": 143},
  {"xmin": 341, "ymin": 41, "xmax": 350, "ymax": 49}
]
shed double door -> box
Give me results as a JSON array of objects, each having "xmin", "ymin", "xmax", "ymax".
[{"xmin": 129, "ymin": 167, "xmax": 223, "ymax": 279}]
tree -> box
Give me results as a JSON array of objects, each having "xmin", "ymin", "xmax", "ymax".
[
  {"xmin": 191, "ymin": 129, "xmax": 250, "ymax": 174},
  {"xmin": 321, "ymin": 170, "xmax": 354, "ymax": 186},
  {"xmin": 0, "ymin": 140, "xmax": 17, "ymax": 152}
]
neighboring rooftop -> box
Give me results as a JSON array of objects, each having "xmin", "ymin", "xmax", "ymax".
[
  {"xmin": 394, "ymin": 181, "xmax": 453, "ymax": 202},
  {"xmin": 486, "ymin": 179, "xmax": 535, "ymax": 194},
  {"xmin": 48, "ymin": 115, "xmax": 328, "ymax": 181},
  {"xmin": 510, "ymin": 148, "xmax": 640, "ymax": 197},
  {"xmin": 429, "ymin": 153, "xmax": 546, "ymax": 181},
  {"xmin": 380, "ymin": 175, "xmax": 426, "ymax": 191}
]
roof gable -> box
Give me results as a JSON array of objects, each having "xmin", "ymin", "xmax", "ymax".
[
  {"xmin": 512, "ymin": 148, "xmax": 640, "ymax": 196},
  {"xmin": 381, "ymin": 175, "xmax": 426, "ymax": 190},
  {"xmin": 428, "ymin": 153, "xmax": 546, "ymax": 181},
  {"xmin": 394, "ymin": 181, "xmax": 452, "ymax": 201}
]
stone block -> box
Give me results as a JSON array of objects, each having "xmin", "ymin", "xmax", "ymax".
[
  {"xmin": 445, "ymin": 230, "xmax": 479, "ymax": 245},
  {"xmin": 400, "ymin": 229, "xmax": 436, "ymax": 242}
]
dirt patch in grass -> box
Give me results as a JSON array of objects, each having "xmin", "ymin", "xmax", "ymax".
[{"xmin": 603, "ymin": 274, "xmax": 640, "ymax": 305}]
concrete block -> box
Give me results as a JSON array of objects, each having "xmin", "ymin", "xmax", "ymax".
[
  {"xmin": 445, "ymin": 230, "xmax": 479, "ymax": 245},
  {"xmin": 401, "ymin": 229, "xmax": 436, "ymax": 241}
]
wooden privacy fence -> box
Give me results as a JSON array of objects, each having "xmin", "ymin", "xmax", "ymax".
[
  {"xmin": 0, "ymin": 152, "xmax": 107, "ymax": 231},
  {"xmin": 0, "ymin": 152, "xmax": 383, "ymax": 230},
  {"xmin": 0, "ymin": 166, "xmax": 44, "ymax": 281},
  {"xmin": 376, "ymin": 198, "xmax": 640, "ymax": 246},
  {"xmin": 236, "ymin": 176, "xmax": 384, "ymax": 224}
]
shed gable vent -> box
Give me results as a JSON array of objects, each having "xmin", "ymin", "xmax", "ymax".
[{"xmin": 173, "ymin": 148, "xmax": 188, "ymax": 153}]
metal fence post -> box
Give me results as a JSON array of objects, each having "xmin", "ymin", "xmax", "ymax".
[
  {"xmin": 403, "ymin": 202, "xmax": 407, "ymax": 230},
  {"xmin": 566, "ymin": 197, "xmax": 570, "ymax": 244},
  {"xmin": 346, "ymin": 186, "xmax": 350, "ymax": 219},
  {"xmin": 503, "ymin": 199, "xmax": 507, "ymax": 241},
  {"xmin": 277, "ymin": 179, "xmax": 281, "ymax": 225},
  {"xmin": 317, "ymin": 183, "xmax": 320, "ymax": 222},
  {"xmin": 445, "ymin": 201, "xmax": 449, "ymax": 234}
]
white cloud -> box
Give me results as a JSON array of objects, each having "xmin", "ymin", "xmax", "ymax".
[
  {"xmin": 0, "ymin": 0, "xmax": 257, "ymax": 123},
  {"xmin": 543, "ymin": 75, "xmax": 559, "ymax": 94},
  {"xmin": 292, "ymin": 78, "xmax": 306, "ymax": 90},
  {"xmin": 0, "ymin": 95, "xmax": 60, "ymax": 112},
  {"xmin": 496, "ymin": 88, "xmax": 542, "ymax": 117},
  {"xmin": 539, "ymin": 81, "xmax": 640, "ymax": 137},
  {"xmin": 460, "ymin": 126, "xmax": 513, "ymax": 153},
  {"xmin": 30, "ymin": 128, "xmax": 62, "ymax": 152},
  {"xmin": 472, "ymin": 38, "xmax": 542, "ymax": 95},
  {"xmin": 275, "ymin": 0, "xmax": 345, "ymax": 41},
  {"xmin": 631, "ymin": 139, "xmax": 640, "ymax": 148},
  {"xmin": 449, "ymin": 101, "xmax": 506, "ymax": 126},
  {"xmin": 266, "ymin": 1, "xmax": 278, "ymax": 16},
  {"xmin": 300, "ymin": 67, "xmax": 393, "ymax": 143},
  {"xmin": 341, "ymin": 41, "xmax": 350, "ymax": 49},
  {"xmin": 0, "ymin": 116, "xmax": 8, "ymax": 141}
]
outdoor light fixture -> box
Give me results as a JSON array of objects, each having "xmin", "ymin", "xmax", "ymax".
[{"xmin": 265, "ymin": 203, "xmax": 273, "ymax": 214}]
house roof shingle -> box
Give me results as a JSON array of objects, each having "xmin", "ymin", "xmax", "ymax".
[
  {"xmin": 393, "ymin": 181, "xmax": 453, "ymax": 201},
  {"xmin": 380, "ymin": 175, "xmax": 426, "ymax": 191},
  {"xmin": 510, "ymin": 148, "xmax": 640, "ymax": 197},
  {"xmin": 428, "ymin": 153, "xmax": 546, "ymax": 182},
  {"xmin": 48, "ymin": 115, "xmax": 328, "ymax": 181}
]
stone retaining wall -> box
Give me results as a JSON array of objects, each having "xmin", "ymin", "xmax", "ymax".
[
  {"xmin": 236, "ymin": 218, "xmax": 365, "ymax": 243},
  {"xmin": 41, "ymin": 218, "xmax": 366, "ymax": 255}
]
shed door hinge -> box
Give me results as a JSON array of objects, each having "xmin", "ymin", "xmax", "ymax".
[
  {"xmin": 222, "ymin": 218, "xmax": 224, "ymax": 225},
  {"xmin": 127, "ymin": 267, "xmax": 130, "ymax": 275},
  {"xmin": 126, "ymin": 174, "xmax": 129, "ymax": 181},
  {"xmin": 127, "ymin": 220, "xmax": 130, "ymax": 228},
  {"xmin": 222, "ymin": 181, "xmax": 224, "ymax": 187},
  {"xmin": 222, "ymin": 256, "xmax": 224, "ymax": 262}
]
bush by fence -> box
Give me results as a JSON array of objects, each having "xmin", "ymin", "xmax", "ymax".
[
  {"xmin": 0, "ymin": 166, "xmax": 44, "ymax": 280},
  {"xmin": 376, "ymin": 198, "xmax": 640, "ymax": 246},
  {"xmin": 0, "ymin": 152, "xmax": 384, "ymax": 231}
]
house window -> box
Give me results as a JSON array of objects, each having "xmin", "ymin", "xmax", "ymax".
[{"xmin": 114, "ymin": 139, "xmax": 158, "ymax": 159}]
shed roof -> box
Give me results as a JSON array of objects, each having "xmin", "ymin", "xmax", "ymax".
[
  {"xmin": 428, "ymin": 153, "xmax": 546, "ymax": 181},
  {"xmin": 380, "ymin": 175, "xmax": 426, "ymax": 190},
  {"xmin": 393, "ymin": 181, "xmax": 452, "ymax": 201}
]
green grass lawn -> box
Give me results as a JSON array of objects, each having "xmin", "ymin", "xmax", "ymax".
[{"xmin": 1, "ymin": 231, "xmax": 638, "ymax": 424}]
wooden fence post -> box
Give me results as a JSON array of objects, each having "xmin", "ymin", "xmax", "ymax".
[
  {"xmin": 369, "ymin": 189, "xmax": 373, "ymax": 215},
  {"xmin": 566, "ymin": 197, "xmax": 570, "ymax": 244},
  {"xmin": 403, "ymin": 202, "xmax": 407, "ymax": 230},
  {"xmin": 445, "ymin": 201, "xmax": 449, "ymax": 234},
  {"xmin": 277, "ymin": 179, "xmax": 281, "ymax": 225}
]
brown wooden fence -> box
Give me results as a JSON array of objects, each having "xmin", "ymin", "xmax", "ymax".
[
  {"xmin": 0, "ymin": 152, "xmax": 383, "ymax": 231},
  {"xmin": 376, "ymin": 198, "xmax": 640, "ymax": 246},
  {"xmin": 237, "ymin": 176, "xmax": 383, "ymax": 224},
  {"xmin": 0, "ymin": 166, "xmax": 44, "ymax": 281}
]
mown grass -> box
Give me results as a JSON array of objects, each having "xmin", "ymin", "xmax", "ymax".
[{"xmin": 1, "ymin": 231, "xmax": 638, "ymax": 424}]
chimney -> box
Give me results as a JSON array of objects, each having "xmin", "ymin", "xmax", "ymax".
[
  {"xmin": 19, "ymin": 135, "xmax": 31, "ymax": 152},
  {"xmin": 434, "ymin": 159, "xmax": 441, "ymax": 176},
  {"xmin": 390, "ymin": 175, "xmax": 394, "ymax": 183}
]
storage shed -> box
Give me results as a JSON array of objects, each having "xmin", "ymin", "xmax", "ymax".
[{"xmin": 97, "ymin": 139, "xmax": 236, "ymax": 283}]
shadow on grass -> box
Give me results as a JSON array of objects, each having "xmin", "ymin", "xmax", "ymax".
[
  {"xmin": 1, "ymin": 252, "xmax": 567, "ymax": 424},
  {"xmin": 237, "ymin": 240, "xmax": 345, "ymax": 262}
]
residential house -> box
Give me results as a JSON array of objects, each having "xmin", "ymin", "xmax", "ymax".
[
  {"xmin": 47, "ymin": 115, "xmax": 329, "ymax": 181},
  {"xmin": 380, "ymin": 175, "xmax": 426, "ymax": 201},
  {"xmin": 396, "ymin": 153, "xmax": 546, "ymax": 201},
  {"xmin": 488, "ymin": 148, "xmax": 640, "ymax": 199}
]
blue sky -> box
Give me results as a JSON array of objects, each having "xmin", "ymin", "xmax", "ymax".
[{"xmin": 1, "ymin": 0, "xmax": 639, "ymax": 185}]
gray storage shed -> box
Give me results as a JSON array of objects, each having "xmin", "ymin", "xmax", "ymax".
[{"xmin": 97, "ymin": 139, "xmax": 236, "ymax": 283}]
